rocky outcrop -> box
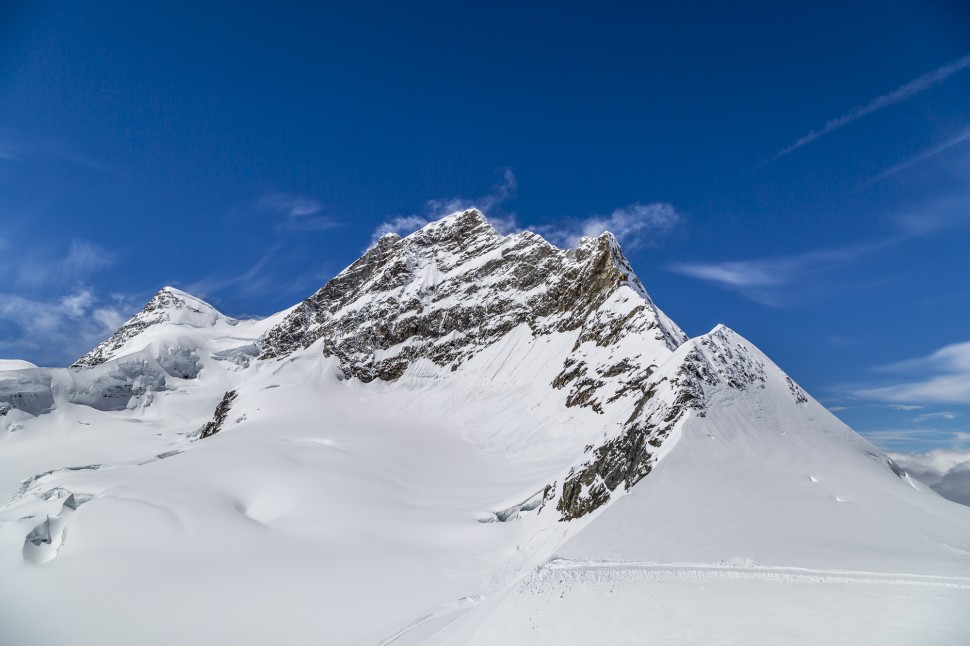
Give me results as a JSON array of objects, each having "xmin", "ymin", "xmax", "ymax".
[
  {"xmin": 198, "ymin": 390, "xmax": 238, "ymax": 439},
  {"xmin": 258, "ymin": 209, "xmax": 685, "ymax": 382},
  {"xmin": 553, "ymin": 325, "xmax": 770, "ymax": 520}
]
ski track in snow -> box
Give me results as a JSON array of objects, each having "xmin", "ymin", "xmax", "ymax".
[
  {"xmin": 540, "ymin": 557, "xmax": 970, "ymax": 589},
  {"xmin": 378, "ymin": 557, "xmax": 970, "ymax": 644},
  {"xmin": 377, "ymin": 597, "xmax": 482, "ymax": 646}
]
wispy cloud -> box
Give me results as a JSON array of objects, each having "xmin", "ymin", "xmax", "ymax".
[
  {"xmin": 0, "ymin": 287, "xmax": 135, "ymax": 367},
  {"xmin": 185, "ymin": 243, "xmax": 287, "ymax": 300},
  {"xmin": 0, "ymin": 237, "xmax": 137, "ymax": 365},
  {"xmin": 12, "ymin": 239, "xmax": 115, "ymax": 290},
  {"xmin": 533, "ymin": 202, "xmax": 683, "ymax": 250},
  {"xmin": 256, "ymin": 192, "xmax": 338, "ymax": 231},
  {"xmin": 861, "ymin": 428, "xmax": 958, "ymax": 447},
  {"xmin": 856, "ymin": 340, "xmax": 970, "ymax": 405},
  {"xmin": 668, "ymin": 238, "xmax": 893, "ymax": 306},
  {"xmin": 871, "ymin": 127, "xmax": 970, "ymax": 182},
  {"xmin": 372, "ymin": 215, "xmax": 439, "ymax": 241},
  {"xmin": 913, "ymin": 411, "xmax": 959, "ymax": 423},
  {"xmin": 370, "ymin": 170, "xmax": 682, "ymax": 253},
  {"xmin": 424, "ymin": 168, "xmax": 518, "ymax": 219},
  {"xmin": 370, "ymin": 169, "xmax": 519, "ymax": 244},
  {"xmin": 0, "ymin": 131, "xmax": 116, "ymax": 174},
  {"xmin": 775, "ymin": 53, "xmax": 970, "ymax": 159}
]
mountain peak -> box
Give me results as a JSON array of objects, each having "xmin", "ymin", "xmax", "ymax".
[
  {"xmin": 71, "ymin": 287, "xmax": 232, "ymax": 369},
  {"xmin": 258, "ymin": 210, "xmax": 686, "ymax": 379}
]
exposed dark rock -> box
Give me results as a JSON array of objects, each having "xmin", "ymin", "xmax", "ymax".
[
  {"xmin": 554, "ymin": 327, "xmax": 773, "ymax": 521},
  {"xmin": 199, "ymin": 390, "xmax": 238, "ymax": 440},
  {"xmin": 257, "ymin": 209, "xmax": 685, "ymax": 383},
  {"xmin": 556, "ymin": 377, "xmax": 693, "ymax": 521},
  {"xmin": 786, "ymin": 376, "xmax": 809, "ymax": 405}
]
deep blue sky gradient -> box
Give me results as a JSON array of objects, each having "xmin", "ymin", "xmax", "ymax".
[{"xmin": 1, "ymin": 1, "xmax": 969, "ymax": 452}]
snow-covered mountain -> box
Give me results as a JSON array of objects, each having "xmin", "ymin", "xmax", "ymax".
[{"xmin": 1, "ymin": 209, "xmax": 968, "ymax": 645}]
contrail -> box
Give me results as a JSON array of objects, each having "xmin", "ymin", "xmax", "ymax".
[{"xmin": 775, "ymin": 54, "xmax": 970, "ymax": 159}]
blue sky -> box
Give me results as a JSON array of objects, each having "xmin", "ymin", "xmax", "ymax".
[{"xmin": 1, "ymin": 1, "xmax": 969, "ymax": 455}]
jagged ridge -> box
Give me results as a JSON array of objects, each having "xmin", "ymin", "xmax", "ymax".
[{"xmin": 257, "ymin": 209, "xmax": 685, "ymax": 382}]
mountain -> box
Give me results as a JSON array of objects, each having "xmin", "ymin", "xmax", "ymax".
[{"xmin": 0, "ymin": 209, "xmax": 967, "ymax": 645}]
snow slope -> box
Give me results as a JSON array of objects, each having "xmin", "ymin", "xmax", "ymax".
[
  {"xmin": 422, "ymin": 326, "xmax": 970, "ymax": 645},
  {"xmin": 1, "ymin": 210, "xmax": 968, "ymax": 645}
]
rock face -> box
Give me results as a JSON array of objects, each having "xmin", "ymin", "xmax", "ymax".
[
  {"xmin": 71, "ymin": 287, "xmax": 231, "ymax": 369},
  {"xmin": 258, "ymin": 209, "xmax": 685, "ymax": 381},
  {"xmin": 198, "ymin": 390, "xmax": 238, "ymax": 439},
  {"xmin": 554, "ymin": 325, "xmax": 769, "ymax": 520}
]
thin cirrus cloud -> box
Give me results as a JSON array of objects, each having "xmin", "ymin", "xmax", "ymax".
[
  {"xmin": 774, "ymin": 53, "xmax": 970, "ymax": 159},
  {"xmin": 871, "ymin": 127, "xmax": 970, "ymax": 182},
  {"xmin": 667, "ymin": 238, "xmax": 893, "ymax": 306},
  {"xmin": 256, "ymin": 192, "xmax": 338, "ymax": 231},
  {"xmin": 855, "ymin": 340, "xmax": 970, "ymax": 405},
  {"xmin": 14, "ymin": 240, "xmax": 115, "ymax": 290}
]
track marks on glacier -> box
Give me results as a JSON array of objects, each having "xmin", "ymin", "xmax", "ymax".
[
  {"xmin": 541, "ymin": 558, "xmax": 970, "ymax": 589},
  {"xmin": 377, "ymin": 558, "xmax": 970, "ymax": 645}
]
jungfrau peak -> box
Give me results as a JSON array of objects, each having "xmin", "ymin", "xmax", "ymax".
[{"xmin": 0, "ymin": 210, "xmax": 967, "ymax": 645}]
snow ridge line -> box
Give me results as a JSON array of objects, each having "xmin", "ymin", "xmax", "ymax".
[{"xmin": 541, "ymin": 558, "xmax": 970, "ymax": 589}]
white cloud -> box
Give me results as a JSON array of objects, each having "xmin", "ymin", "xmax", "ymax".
[
  {"xmin": 369, "ymin": 170, "xmax": 680, "ymax": 251},
  {"xmin": 668, "ymin": 239, "xmax": 892, "ymax": 306},
  {"xmin": 889, "ymin": 404, "xmax": 923, "ymax": 411},
  {"xmin": 256, "ymin": 192, "xmax": 337, "ymax": 231},
  {"xmin": 14, "ymin": 239, "xmax": 115, "ymax": 289},
  {"xmin": 59, "ymin": 288, "xmax": 96, "ymax": 317},
  {"xmin": 537, "ymin": 202, "xmax": 682, "ymax": 250},
  {"xmin": 913, "ymin": 411, "xmax": 959, "ymax": 423},
  {"xmin": 668, "ymin": 188, "xmax": 970, "ymax": 305},
  {"xmin": 372, "ymin": 214, "xmax": 437, "ymax": 241},
  {"xmin": 857, "ymin": 341, "xmax": 970, "ymax": 405},
  {"xmin": 775, "ymin": 53, "xmax": 970, "ymax": 159},
  {"xmin": 888, "ymin": 448, "xmax": 970, "ymax": 507},
  {"xmin": 64, "ymin": 241, "xmax": 113, "ymax": 277},
  {"xmin": 861, "ymin": 427, "xmax": 956, "ymax": 447},
  {"xmin": 370, "ymin": 169, "xmax": 519, "ymax": 244},
  {"xmin": 0, "ymin": 287, "xmax": 133, "ymax": 366},
  {"xmin": 425, "ymin": 168, "xmax": 518, "ymax": 219}
]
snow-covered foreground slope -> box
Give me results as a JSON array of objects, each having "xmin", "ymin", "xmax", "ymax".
[
  {"xmin": 424, "ymin": 327, "xmax": 970, "ymax": 645},
  {"xmin": 1, "ymin": 210, "xmax": 968, "ymax": 645}
]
